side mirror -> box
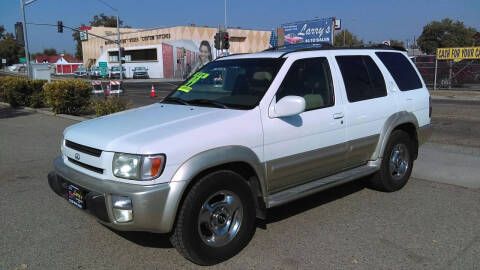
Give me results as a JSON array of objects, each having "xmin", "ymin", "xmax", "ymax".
[{"xmin": 269, "ymin": 96, "xmax": 306, "ymax": 118}]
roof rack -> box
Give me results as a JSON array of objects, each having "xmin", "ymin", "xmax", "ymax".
[
  {"xmin": 264, "ymin": 42, "xmax": 407, "ymax": 58},
  {"xmin": 264, "ymin": 42, "xmax": 333, "ymax": 52}
]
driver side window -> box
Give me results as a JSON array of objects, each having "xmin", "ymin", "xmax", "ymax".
[{"xmin": 276, "ymin": 57, "xmax": 335, "ymax": 111}]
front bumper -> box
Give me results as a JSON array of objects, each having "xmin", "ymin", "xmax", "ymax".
[
  {"xmin": 418, "ymin": 123, "xmax": 433, "ymax": 145},
  {"xmin": 48, "ymin": 157, "xmax": 187, "ymax": 233}
]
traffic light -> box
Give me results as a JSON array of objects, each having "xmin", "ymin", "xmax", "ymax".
[
  {"xmin": 57, "ymin": 21, "xmax": 63, "ymax": 33},
  {"xmin": 120, "ymin": 47, "xmax": 125, "ymax": 63},
  {"xmin": 214, "ymin": 33, "xmax": 221, "ymax": 50},
  {"xmin": 15, "ymin": 22, "xmax": 24, "ymax": 47},
  {"xmin": 223, "ymin": 32, "xmax": 230, "ymax": 50}
]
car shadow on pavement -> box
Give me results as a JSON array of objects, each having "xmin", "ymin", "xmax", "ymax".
[
  {"xmin": 108, "ymin": 228, "xmax": 173, "ymax": 248},
  {"xmin": 260, "ymin": 177, "xmax": 368, "ymax": 228},
  {"xmin": 0, "ymin": 107, "xmax": 33, "ymax": 119}
]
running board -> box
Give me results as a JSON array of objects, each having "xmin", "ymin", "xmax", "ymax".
[{"xmin": 266, "ymin": 164, "xmax": 380, "ymax": 208}]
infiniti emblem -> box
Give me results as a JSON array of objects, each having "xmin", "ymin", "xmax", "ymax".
[{"xmin": 75, "ymin": 153, "xmax": 80, "ymax": 160}]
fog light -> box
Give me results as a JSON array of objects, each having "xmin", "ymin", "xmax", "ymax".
[{"xmin": 112, "ymin": 195, "xmax": 133, "ymax": 223}]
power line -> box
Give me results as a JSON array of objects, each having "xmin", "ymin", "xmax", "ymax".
[{"xmin": 95, "ymin": 0, "xmax": 117, "ymax": 12}]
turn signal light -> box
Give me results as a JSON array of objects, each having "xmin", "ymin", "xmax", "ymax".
[{"xmin": 140, "ymin": 155, "xmax": 166, "ymax": 180}]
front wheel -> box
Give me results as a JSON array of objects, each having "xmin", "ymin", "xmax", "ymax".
[
  {"xmin": 369, "ymin": 130, "xmax": 414, "ymax": 192},
  {"xmin": 170, "ymin": 170, "xmax": 256, "ymax": 265}
]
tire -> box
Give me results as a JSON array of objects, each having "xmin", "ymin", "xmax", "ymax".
[
  {"xmin": 369, "ymin": 130, "xmax": 414, "ymax": 192},
  {"xmin": 170, "ymin": 170, "xmax": 256, "ymax": 265}
]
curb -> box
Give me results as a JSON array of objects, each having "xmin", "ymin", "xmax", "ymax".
[
  {"xmin": 0, "ymin": 102, "xmax": 90, "ymax": 122},
  {"xmin": 430, "ymin": 95, "xmax": 480, "ymax": 102}
]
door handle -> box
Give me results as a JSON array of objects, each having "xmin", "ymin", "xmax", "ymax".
[{"xmin": 333, "ymin": 113, "xmax": 344, "ymax": 119}]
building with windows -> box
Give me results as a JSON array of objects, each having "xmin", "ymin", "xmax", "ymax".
[{"xmin": 81, "ymin": 25, "xmax": 271, "ymax": 79}]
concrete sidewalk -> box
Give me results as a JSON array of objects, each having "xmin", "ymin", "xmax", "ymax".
[{"xmin": 413, "ymin": 142, "xmax": 480, "ymax": 189}]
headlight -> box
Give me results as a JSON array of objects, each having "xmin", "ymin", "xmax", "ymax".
[{"xmin": 112, "ymin": 153, "xmax": 166, "ymax": 180}]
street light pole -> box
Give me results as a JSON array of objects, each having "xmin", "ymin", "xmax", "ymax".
[
  {"xmin": 95, "ymin": 0, "xmax": 122, "ymax": 80},
  {"xmin": 20, "ymin": 0, "xmax": 37, "ymax": 78},
  {"xmin": 116, "ymin": 13, "xmax": 122, "ymax": 81}
]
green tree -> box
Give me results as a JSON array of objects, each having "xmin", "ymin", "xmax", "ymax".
[
  {"xmin": 389, "ymin": 40, "xmax": 405, "ymax": 47},
  {"xmin": 417, "ymin": 18, "xmax": 477, "ymax": 54},
  {"xmin": 31, "ymin": 48, "xmax": 58, "ymax": 59},
  {"xmin": 0, "ymin": 25, "xmax": 5, "ymax": 39},
  {"xmin": 0, "ymin": 25, "xmax": 25, "ymax": 65},
  {"xmin": 334, "ymin": 30, "xmax": 363, "ymax": 47},
  {"xmin": 42, "ymin": 48, "xmax": 57, "ymax": 55},
  {"xmin": 72, "ymin": 13, "xmax": 129, "ymax": 59}
]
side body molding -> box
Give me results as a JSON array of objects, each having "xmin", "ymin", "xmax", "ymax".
[
  {"xmin": 371, "ymin": 111, "xmax": 419, "ymax": 160},
  {"xmin": 170, "ymin": 145, "xmax": 266, "ymax": 201}
]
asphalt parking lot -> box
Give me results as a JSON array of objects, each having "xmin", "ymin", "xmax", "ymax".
[{"xmin": 1, "ymin": 98, "xmax": 479, "ymax": 269}]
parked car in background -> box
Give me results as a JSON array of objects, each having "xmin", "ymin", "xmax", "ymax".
[
  {"xmin": 109, "ymin": 66, "xmax": 126, "ymax": 79},
  {"xmin": 74, "ymin": 67, "xmax": 89, "ymax": 78},
  {"xmin": 90, "ymin": 66, "xmax": 102, "ymax": 79},
  {"xmin": 132, "ymin": 66, "xmax": 149, "ymax": 79},
  {"xmin": 17, "ymin": 65, "xmax": 27, "ymax": 72}
]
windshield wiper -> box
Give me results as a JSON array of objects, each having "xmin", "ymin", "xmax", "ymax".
[
  {"xmin": 188, "ymin": 99, "xmax": 230, "ymax": 109},
  {"xmin": 162, "ymin": 97, "xmax": 191, "ymax": 106}
]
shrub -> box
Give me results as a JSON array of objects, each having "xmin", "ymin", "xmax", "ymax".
[
  {"xmin": 43, "ymin": 80, "xmax": 92, "ymax": 114},
  {"xmin": 91, "ymin": 96, "xmax": 131, "ymax": 117},
  {"xmin": 0, "ymin": 77, "xmax": 46, "ymax": 108},
  {"xmin": 0, "ymin": 76, "xmax": 13, "ymax": 102}
]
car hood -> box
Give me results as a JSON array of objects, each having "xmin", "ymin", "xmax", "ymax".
[{"xmin": 63, "ymin": 103, "xmax": 248, "ymax": 154}]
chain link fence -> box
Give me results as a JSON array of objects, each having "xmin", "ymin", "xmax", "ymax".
[{"xmin": 413, "ymin": 56, "xmax": 480, "ymax": 90}]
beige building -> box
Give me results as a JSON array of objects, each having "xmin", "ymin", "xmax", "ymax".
[{"xmin": 81, "ymin": 25, "xmax": 271, "ymax": 79}]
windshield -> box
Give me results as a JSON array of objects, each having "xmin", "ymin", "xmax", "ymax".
[
  {"xmin": 77, "ymin": 67, "xmax": 86, "ymax": 72},
  {"xmin": 111, "ymin": 67, "xmax": 120, "ymax": 71},
  {"xmin": 135, "ymin": 67, "xmax": 146, "ymax": 71},
  {"xmin": 165, "ymin": 58, "xmax": 285, "ymax": 109},
  {"xmin": 91, "ymin": 67, "xmax": 99, "ymax": 71}
]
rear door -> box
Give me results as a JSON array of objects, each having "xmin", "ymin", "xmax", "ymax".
[
  {"xmin": 333, "ymin": 52, "xmax": 397, "ymax": 168},
  {"xmin": 375, "ymin": 51, "xmax": 430, "ymax": 126},
  {"xmin": 262, "ymin": 53, "xmax": 347, "ymax": 193}
]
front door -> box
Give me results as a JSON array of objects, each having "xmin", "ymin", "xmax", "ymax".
[{"xmin": 262, "ymin": 56, "xmax": 347, "ymax": 194}]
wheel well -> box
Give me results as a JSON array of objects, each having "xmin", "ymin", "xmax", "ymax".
[
  {"xmin": 175, "ymin": 162, "xmax": 266, "ymax": 222},
  {"xmin": 393, "ymin": 123, "xmax": 419, "ymax": 159}
]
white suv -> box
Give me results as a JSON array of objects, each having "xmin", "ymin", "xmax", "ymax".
[{"xmin": 48, "ymin": 45, "xmax": 432, "ymax": 265}]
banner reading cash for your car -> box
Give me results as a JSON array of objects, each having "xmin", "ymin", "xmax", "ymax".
[{"xmin": 436, "ymin": 47, "xmax": 480, "ymax": 60}]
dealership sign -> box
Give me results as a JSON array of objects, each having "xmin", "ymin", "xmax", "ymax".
[
  {"xmin": 281, "ymin": 18, "xmax": 334, "ymax": 45},
  {"xmin": 437, "ymin": 47, "xmax": 480, "ymax": 60}
]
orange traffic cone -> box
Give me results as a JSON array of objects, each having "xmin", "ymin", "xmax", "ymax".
[
  {"xmin": 150, "ymin": 84, "xmax": 156, "ymax": 98},
  {"xmin": 106, "ymin": 84, "xmax": 110, "ymax": 96}
]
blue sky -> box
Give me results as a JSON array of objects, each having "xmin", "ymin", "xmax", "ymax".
[{"xmin": 1, "ymin": 0, "xmax": 479, "ymax": 54}]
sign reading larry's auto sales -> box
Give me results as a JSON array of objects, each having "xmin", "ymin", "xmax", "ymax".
[
  {"xmin": 437, "ymin": 47, "xmax": 480, "ymax": 60},
  {"xmin": 281, "ymin": 18, "xmax": 335, "ymax": 45}
]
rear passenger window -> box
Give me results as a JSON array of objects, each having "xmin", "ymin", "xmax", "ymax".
[
  {"xmin": 336, "ymin": 55, "xmax": 387, "ymax": 102},
  {"xmin": 376, "ymin": 52, "xmax": 422, "ymax": 91},
  {"xmin": 276, "ymin": 57, "xmax": 334, "ymax": 111}
]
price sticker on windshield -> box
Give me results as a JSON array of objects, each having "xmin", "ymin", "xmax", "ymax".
[{"xmin": 178, "ymin": 72, "xmax": 210, "ymax": 93}]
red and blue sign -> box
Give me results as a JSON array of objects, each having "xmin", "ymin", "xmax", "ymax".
[{"xmin": 281, "ymin": 18, "xmax": 335, "ymax": 45}]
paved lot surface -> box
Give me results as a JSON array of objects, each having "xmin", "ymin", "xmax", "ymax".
[{"xmin": 1, "ymin": 98, "xmax": 480, "ymax": 269}]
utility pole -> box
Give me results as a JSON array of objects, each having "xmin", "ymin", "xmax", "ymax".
[
  {"xmin": 20, "ymin": 0, "xmax": 37, "ymax": 78},
  {"xmin": 117, "ymin": 14, "xmax": 122, "ymax": 81},
  {"xmin": 95, "ymin": 0, "xmax": 122, "ymax": 80}
]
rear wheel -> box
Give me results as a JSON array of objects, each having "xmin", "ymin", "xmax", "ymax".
[
  {"xmin": 369, "ymin": 130, "xmax": 414, "ymax": 192},
  {"xmin": 170, "ymin": 170, "xmax": 256, "ymax": 265}
]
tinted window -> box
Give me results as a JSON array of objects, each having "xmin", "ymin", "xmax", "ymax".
[
  {"xmin": 376, "ymin": 52, "xmax": 422, "ymax": 91},
  {"xmin": 336, "ymin": 55, "xmax": 387, "ymax": 102},
  {"xmin": 276, "ymin": 57, "xmax": 334, "ymax": 111}
]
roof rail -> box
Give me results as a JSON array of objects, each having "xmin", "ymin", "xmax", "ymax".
[
  {"xmin": 264, "ymin": 42, "xmax": 333, "ymax": 52},
  {"xmin": 268, "ymin": 43, "xmax": 407, "ymax": 58}
]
